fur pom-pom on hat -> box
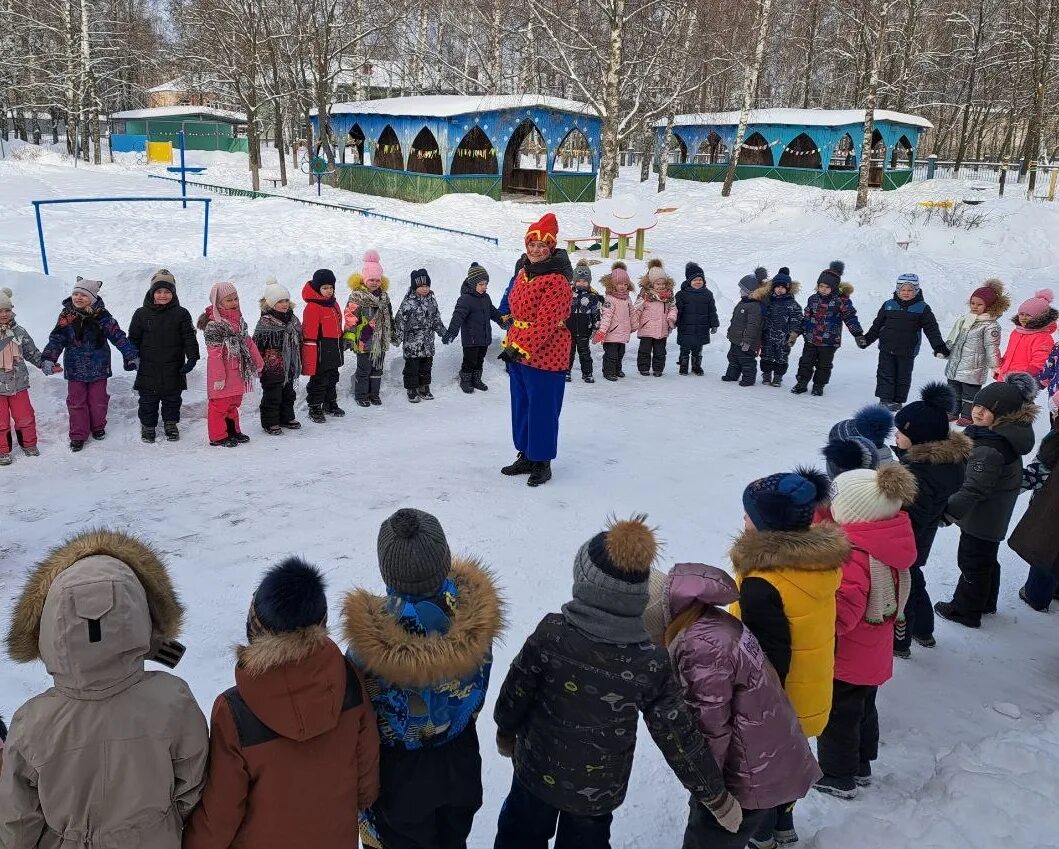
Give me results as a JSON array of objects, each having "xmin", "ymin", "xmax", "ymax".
[
  {"xmin": 646, "ymin": 257, "xmax": 667, "ymax": 284},
  {"xmin": 0, "ymin": 287, "xmax": 13, "ymax": 311},
  {"xmin": 830, "ymin": 465, "xmax": 918, "ymax": 525},
  {"xmin": 754, "ymin": 266, "xmax": 769, "ymax": 282},
  {"xmin": 830, "ymin": 405, "xmax": 894, "ymax": 450},
  {"xmin": 605, "ymin": 261, "xmax": 631, "ymax": 292},
  {"xmin": 772, "ymin": 267, "xmax": 792, "ymax": 287},
  {"xmin": 603, "ymin": 514, "xmax": 658, "ymax": 576},
  {"xmin": 251, "ymin": 557, "xmax": 328, "ymax": 636},
  {"xmin": 1018, "ymin": 288, "xmax": 1055, "ymax": 319}
]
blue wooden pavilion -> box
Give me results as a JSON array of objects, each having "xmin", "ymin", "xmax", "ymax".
[
  {"xmin": 654, "ymin": 108, "xmax": 932, "ymax": 190},
  {"xmin": 311, "ymin": 95, "xmax": 603, "ymax": 203}
]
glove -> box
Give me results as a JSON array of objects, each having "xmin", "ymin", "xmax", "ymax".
[
  {"xmin": 212, "ymin": 380, "xmax": 226, "ymax": 391},
  {"xmin": 855, "ymin": 336, "xmax": 869, "ymax": 349},
  {"xmin": 41, "ymin": 359, "xmax": 58, "ymax": 375},
  {"xmin": 704, "ymin": 792, "xmax": 743, "ymax": 834},
  {"xmin": 180, "ymin": 360, "xmax": 197, "ymax": 375},
  {"xmin": 787, "ymin": 332, "xmax": 799, "ymax": 347},
  {"xmin": 740, "ymin": 342, "xmax": 750, "ymax": 352},
  {"xmin": 496, "ymin": 732, "xmax": 515, "ymax": 759},
  {"xmin": 936, "ymin": 345, "xmax": 951, "ymax": 358},
  {"xmin": 341, "ymin": 338, "xmax": 353, "ymax": 352},
  {"xmin": 498, "ymin": 346, "xmax": 526, "ymax": 365},
  {"xmin": 940, "ymin": 514, "xmax": 955, "ymax": 528},
  {"xmin": 442, "ymin": 331, "xmax": 454, "ymax": 345},
  {"xmin": 592, "ymin": 331, "xmax": 605, "ymax": 344},
  {"xmin": 124, "ymin": 358, "xmax": 140, "ymax": 371}
]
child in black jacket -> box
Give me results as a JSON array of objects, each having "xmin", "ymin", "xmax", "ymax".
[
  {"xmin": 675, "ymin": 261, "xmax": 719, "ymax": 375},
  {"xmin": 860, "ymin": 274, "xmax": 949, "ymax": 410},
  {"xmin": 723, "ymin": 268, "xmax": 769, "ymax": 386},
  {"xmin": 566, "ymin": 260, "xmax": 603, "ymax": 383},
  {"xmin": 444, "ymin": 262, "xmax": 507, "ymax": 393},
  {"xmin": 892, "ymin": 383, "xmax": 971, "ymax": 655},
  {"xmin": 127, "ymin": 269, "xmax": 199, "ymax": 443}
]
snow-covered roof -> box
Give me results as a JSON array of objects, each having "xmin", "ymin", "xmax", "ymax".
[
  {"xmin": 320, "ymin": 95, "xmax": 595, "ymax": 119},
  {"xmin": 659, "ymin": 108, "xmax": 932, "ymax": 130},
  {"xmin": 110, "ymin": 106, "xmax": 247, "ymax": 123},
  {"xmin": 146, "ymin": 79, "xmax": 186, "ymax": 93}
]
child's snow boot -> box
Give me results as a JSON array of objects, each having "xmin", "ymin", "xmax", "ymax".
[
  {"xmin": 811, "ymin": 385, "xmax": 824, "ymax": 396},
  {"xmin": 266, "ymin": 424, "xmax": 284, "ymax": 435},
  {"xmin": 691, "ymin": 352, "xmax": 704, "ymax": 376},
  {"xmin": 855, "ymin": 763, "xmax": 872, "ymax": 787},
  {"xmin": 770, "ymin": 375, "xmax": 783, "ymax": 387},
  {"xmin": 739, "ymin": 375, "xmax": 756, "ymax": 387},
  {"xmin": 281, "ymin": 419, "xmax": 301, "ymax": 430},
  {"xmin": 678, "ymin": 352, "xmax": 689, "ymax": 375},
  {"xmin": 721, "ymin": 366, "xmax": 739, "ymax": 382},
  {"xmin": 308, "ymin": 404, "xmax": 327, "ymax": 423},
  {"xmin": 912, "ymin": 634, "xmax": 936, "ymax": 648},
  {"xmin": 163, "ymin": 421, "xmax": 180, "ymax": 441},
  {"xmin": 324, "ymin": 400, "xmax": 346, "ymax": 417},
  {"xmin": 418, "ymin": 385, "xmax": 435, "ymax": 400},
  {"xmin": 748, "ymin": 838, "xmax": 777, "ymax": 849},
  {"xmin": 501, "ymin": 452, "xmax": 534, "ymax": 476},
  {"xmin": 407, "ymin": 389, "xmax": 421, "ymax": 403},
  {"xmin": 22, "ymin": 445, "xmax": 39, "ymax": 457},
  {"xmin": 527, "ymin": 460, "xmax": 552, "ymax": 487},
  {"xmin": 472, "ymin": 370, "xmax": 488, "ymax": 391},
  {"xmin": 226, "ymin": 418, "xmax": 250, "ymax": 443},
  {"xmin": 210, "ymin": 436, "xmax": 237, "ymax": 448},
  {"xmin": 459, "ymin": 371, "xmax": 475, "ymax": 393},
  {"xmin": 791, "ymin": 382, "xmax": 808, "ymax": 394},
  {"xmin": 141, "ymin": 426, "xmax": 156, "ymax": 444},
  {"xmin": 813, "ymin": 775, "xmax": 857, "ymax": 799},
  {"xmin": 70, "ymin": 440, "xmax": 85, "ymax": 452},
  {"xmin": 761, "ymin": 370, "xmax": 773, "ymax": 385},
  {"xmin": 92, "ymin": 428, "xmax": 106, "ymax": 441},
  {"xmin": 356, "ymin": 399, "xmax": 371, "ymax": 408},
  {"xmin": 583, "ymin": 374, "xmax": 595, "ymax": 383},
  {"xmin": 0, "ymin": 453, "xmax": 11, "ymax": 466}
]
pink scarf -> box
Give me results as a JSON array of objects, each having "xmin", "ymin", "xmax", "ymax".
[{"xmin": 0, "ymin": 326, "xmax": 21, "ymax": 373}]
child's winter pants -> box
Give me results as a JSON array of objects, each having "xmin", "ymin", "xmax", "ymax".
[
  {"xmin": 67, "ymin": 379, "xmax": 108, "ymax": 440},
  {"xmin": 894, "ymin": 565, "xmax": 934, "ymax": 653},
  {"xmin": 816, "ymin": 681, "xmax": 879, "ymax": 779},
  {"xmin": 678, "ymin": 345, "xmax": 703, "ymax": 373},
  {"xmin": 637, "ymin": 338, "xmax": 667, "ymax": 375},
  {"xmin": 0, "ymin": 390, "xmax": 37, "ymax": 452},
  {"xmin": 724, "ymin": 344, "xmax": 757, "ymax": 384},
  {"xmin": 1022, "ymin": 564, "xmax": 1059, "ymax": 611},
  {"xmin": 403, "ymin": 356, "xmax": 433, "ymax": 391},
  {"xmin": 795, "ymin": 345, "xmax": 837, "ymax": 388},
  {"xmin": 508, "ymin": 361, "xmax": 565, "ymax": 462},
  {"xmin": 759, "ymin": 356, "xmax": 790, "ymax": 379},
  {"xmin": 948, "ymin": 379, "xmax": 980, "ymax": 420},
  {"xmin": 568, "ymin": 335, "xmax": 593, "ymax": 377},
  {"xmin": 260, "ymin": 380, "xmax": 296, "ymax": 428},
  {"xmin": 137, "ymin": 390, "xmax": 182, "ymax": 428},
  {"xmin": 461, "ymin": 346, "xmax": 488, "ymax": 374},
  {"xmin": 602, "ymin": 342, "xmax": 626, "ymax": 379},
  {"xmin": 494, "ymin": 775, "xmax": 612, "ymax": 849},
  {"xmin": 208, "ymin": 395, "xmax": 243, "ymax": 441},
  {"xmin": 353, "ymin": 353, "xmax": 383, "ymax": 402},
  {"xmin": 751, "ymin": 803, "xmax": 796, "ymax": 848},
  {"xmin": 683, "ymin": 797, "xmax": 769, "ymax": 849},
  {"xmin": 875, "ymin": 352, "xmax": 915, "ymax": 404},
  {"xmin": 949, "ymin": 531, "xmax": 1002, "ymax": 624},
  {"xmin": 306, "ymin": 367, "xmax": 339, "ymax": 407}
]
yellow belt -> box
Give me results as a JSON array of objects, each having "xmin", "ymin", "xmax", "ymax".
[{"xmin": 513, "ymin": 320, "xmax": 531, "ymax": 329}]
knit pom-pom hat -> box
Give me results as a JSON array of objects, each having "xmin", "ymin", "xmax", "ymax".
[
  {"xmin": 971, "ymin": 278, "xmax": 1009, "ymax": 315},
  {"xmin": 574, "ymin": 259, "xmax": 592, "ymax": 283},
  {"xmin": 830, "ymin": 465, "xmax": 918, "ymax": 525},
  {"xmin": 973, "ymin": 372, "xmax": 1039, "ymax": 418},
  {"xmin": 685, "ymin": 261, "xmax": 705, "ymax": 284},
  {"xmin": 772, "ymin": 267, "xmax": 792, "ymax": 288},
  {"xmin": 377, "ymin": 507, "xmax": 451, "ymax": 597},
  {"xmin": 361, "ymin": 250, "xmax": 384, "ymax": 281},
  {"xmin": 894, "ymin": 382, "xmax": 955, "ymax": 445},
  {"xmin": 1018, "ymin": 288, "xmax": 1054, "ymax": 318},
  {"xmin": 209, "ymin": 281, "xmax": 239, "ymax": 318},
  {"xmin": 261, "ymin": 279, "xmax": 291, "ymax": 309},
  {"xmin": 646, "ymin": 258, "xmax": 667, "ymax": 284},
  {"xmin": 608, "ymin": 261, "xmax": 631, "ymax": 290},
  {"xmin": 823, "ymin": 436, "xmax": 879, "ymax": 479},
  {"xmin": 830, "ymin": 405, "xmax": 895, "ymax": 450},
  {"xmin": 743, "ymin": 467, "xmax": 831, "ymax": 532},
  {"xmin": 464, "ymin": 262, "xmax": 489, "ymax": 286},
  {"xmin": 249, "ymin": 557, "xmax": 328, "ymax": 638},
  {"xmin": 0, "ymin": 287, "xmax": 13, "ymax": 311},
  {"xmin": 817, "ymin": 260, "xmax": 845, "ymax": 288}
]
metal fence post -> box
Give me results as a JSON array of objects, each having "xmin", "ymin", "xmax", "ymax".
[
  {"xmin": 33, "ymin": 202, "xmax": 49, "ymax": 275},
  {"xmin": 926, "ymin": 154, "xmax": 937, "ymax": 180},
  {"xmin": 179, "ymin": 130, "xmax": 188, "ymax": 209},
  {"xmin": 203, "ymin": 199, "xmax": 210, "ymax": 256},
  {"xmin": 999, "ymin": 159, "xmax": 1008, "ymax": 196}
]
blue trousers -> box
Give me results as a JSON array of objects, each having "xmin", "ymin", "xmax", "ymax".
[
  {"xmin": 508, "ymin": 361, "xmax": 565, "ymax": 462},
  {"xmin": 494, "ymin": 776, "xmax": 612, "ymax": 849},
  {"xmin": 1023, "ymin": 565, "xmax": 1059, "ymax": 610}
]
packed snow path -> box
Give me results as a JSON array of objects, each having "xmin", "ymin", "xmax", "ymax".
[{"xmin": 2, "ymin": 144, "xmax": 1058, "ymax": 848}]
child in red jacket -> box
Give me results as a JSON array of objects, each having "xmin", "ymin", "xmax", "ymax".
[
  {"xmin": 996, "ymin": 288, "xmax": 1056, "ymax": 383},
  {"xmin": 815, "ymin": 464, "xmax": 918, "ymax": 800},
  {"xmin": 301, "ymin": 268, "xmax": 345, "ymax": 423}
]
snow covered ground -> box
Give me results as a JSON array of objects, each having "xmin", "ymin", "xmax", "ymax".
[{"xmin": 2, "ymin": 141, "xmax": 1058, "ymax": 848}]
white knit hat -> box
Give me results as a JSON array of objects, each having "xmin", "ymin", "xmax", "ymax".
[
  {"xmin": 0, "ymin": 287, "xmax": 12, "ymax": 310},
  {"xmin": 72, "ymin": 277, "xmax": 102, "ymax": 301},
  {"xmin": 647, "ymin": 258, "xmax": 667, "ymax": 284},
  {"xmin": 830, "ymin": 466, "xmax": 918, "ymax": 525},
  {"xmin": 262, "ymin": 279, "xmax": 290, "ymax": 308}
]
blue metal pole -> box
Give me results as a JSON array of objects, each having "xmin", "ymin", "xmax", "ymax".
[
  {"xmin": 203, "ymin": 199, "xmax": 210, "ymax": 257},
  {"xmin": 34, "ymin": 202, "xmax": 49, "ymax": 275},
  {"xmin": 179, "ymin": 131, "xmax": 187, "ymax": 208}
]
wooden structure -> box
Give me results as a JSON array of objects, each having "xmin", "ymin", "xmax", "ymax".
[
  {"xmin": 655, "ymin": 108, "xmax": 931, "ymax": 191},
  {"xmin": 312, "ymin": 95, "xmax": 602, "ymax": 203},
  {"xmin": 110, "ymin": 106, "xmax": 248, "ymax": 154}
]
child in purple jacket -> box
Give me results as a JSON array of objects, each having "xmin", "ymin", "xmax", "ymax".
[{"xmin": 41, "ymin": 277, "xmax": 138, "ymax": 452}]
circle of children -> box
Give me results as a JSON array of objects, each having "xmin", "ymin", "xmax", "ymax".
[{"xmin": 1, "ymin": 253, "xmax": 1058, "ymax": 849}]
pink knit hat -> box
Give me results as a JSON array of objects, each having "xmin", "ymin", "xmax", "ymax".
[
  {"xmin": 1018, "ymin": 288, "xmax": 1054, "ymax": 318},
  {"xmin": 361, "ymin": 249, "xmax": 383, "ymax": 281},
  {"xmin": 209, "ymin": 281, "xmax": 239, "ymax": 318}
]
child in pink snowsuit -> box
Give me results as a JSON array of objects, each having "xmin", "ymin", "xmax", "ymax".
[
  {"xmin": 594, "ymin": 261, "xmax": 635, "ymax": 381},
  {"xmin": 198, "ymin": 282, "xmax": 263, "ymax": 447},
  {"xmin": 0, "ymin": 288, "xmax": 52, "ymax": 465},
  {"xmin": 632, "ymin": 259, "xmax": 678, "ymax": 376}
]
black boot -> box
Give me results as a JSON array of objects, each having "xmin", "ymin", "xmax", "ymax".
[
  {"xmin": 418, "ymin": 385, "xmax": 435, "ymax": 400},
  {"xmin": 141, "ymin": 426, "xmax": 156, "ymax": 444},
  {"xmin": 501, "ymin": 452, "xmax": 534, "ymax": 476},
  {"xmin": 226, "ymin": 418, "xmax": 250, "ymax": 443},
  {"xmin": 691, "ymin": 354, "xmax": 704, "ymax": 376},
  {"xmin": 407, "ymin": 389, "xmax": 421, "ymax": 403},
  {"xmin": 308, "ymin": 404, "xmax": 327, "ymax": 423},
  {"xmin": 163, "ymin": 421, "xmax": 180, "ymax": 441},
  {"xmin": 92, "ymin": 428, "xmax": 106, "ymax": 440},
  {"xmin": 324, "ymin": 400, "xmax": 346, "ymax": 417},
  {"xmin": 566, "ymin": 372, "xmax": 573, "ymax": 382},
  {"xmin": 770, "ymin": 375, "xmax": 783, "ymax": 387},
  {"xmin": 791, "ymin": 382, "xmax": 809, "ymax": 394},
  {"xmin": 811, "ymin": 385, "xmax": 824, "ymax": 396},
  {"xmin": 527, "ymin": 460, "xmax": 552, "ymax": 487},
  {"xmin": 369, "ymin": 378, "xmax": 382, "ymax": 405},
  {"xmin": 583, "ymin": 374, "xmax": 594, "ymax": 383},
  {"xmin": 678, "ymin": 353, "xmax": 689, "ymax": 375},
  {"xmin": 70, "ymin": 439, "xmax": 85, "ymax": 452},
  {"xmin": 761, "ymin": 370, "xmax": 773, "ymax": 385},
  {"xmin": 472, "ymin": 370, "xmax": 488, "ymax": 391},
  {"xmin": 459, "ymin": 371, "xmax": 475, "ymax": 394}
]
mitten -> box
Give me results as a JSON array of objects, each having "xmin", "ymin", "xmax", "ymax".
[
  {"xmin": 180, "ymin": 360, "xmax": 197, "ymax": 375},
  {"xmin": 124, "ymin": 358, "xmax": 140, "ymax": 371},
  {"xmin": 704, "ymin": 792, "xmax": 743, "ymax": 834},
  {"xmin": 498, "ymin": 346, "xmax": 526, "ymax": 365},
  {"xmin": 936, "ymin": 345, "xmax": 951, "ymax": 358},
  {"xmin": 855, "ymin": 336, "xmax": 869, "ymax": 349},
  {"xmin": 787, "ymin": 332, "xmax": 799, "ymax": 347},
  {"xmin": 496, "ymin": 732, "xmax": 515, "ymax": 759},
  {"xmin": 212, "ymin": 379, "xmax": 225, "ymax": 391},
  {"xmin": 740, "ymin": 342, "xmax": 750, "ymax": 352},
  {"xmin": 592, "ymin": 331, "xmax": 605, "ymax": 344},
  {"xmin": 41, "ymin": 359, "xmax": 58, "ymax": 375}
]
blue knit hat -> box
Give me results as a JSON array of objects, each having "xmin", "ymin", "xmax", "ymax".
[
  {"xmin": 742, "ymin": 467, "xmax": 831, "ymax": 531},
  {"xmin": 772, "ymin": 267, "xmax": 792, "ymax": 288},
  {"xmin": 823, "ymin": 436, "xmax": 880, "ymax": 479},
  {"xmin": 896, "ymin": 273, "xmax": 920, "ymax": 295},
  {"xmin": 830, "ymin": 404, "xmax": 895, "ymax": 450}
]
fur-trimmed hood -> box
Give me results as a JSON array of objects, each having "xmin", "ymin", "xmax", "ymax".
[
  {"xmin": 347, "ymin": 272, "xmax": 391, "ymax": 293},
  {"xmin": 769, "ymin": 280, "xmax": 801, "ymax": 298},
  {"xmin": 6, "ymin": 530, "xmax": 184, "ymax": 698},
  {"xmin": 747, "ymin": 283, "xmax": 771, "ymax": 302},
  {"xmin": 341, "ymin": 557, "xmax": 504, "ymax": 689},
  {"xmin": 1011, "ymin": 309, "xmax": 1058, "ymax": 331},
  {"xmin": 900, "ymin": 431, "xmax": 973, "ymax": 465},
  {"xmin": 730, "ymin": 523, "xmax": 849, "ymax": 584}
]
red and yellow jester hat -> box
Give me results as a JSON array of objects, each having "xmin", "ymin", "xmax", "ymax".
[{"xmin": 525, "ymin": 212, "xmax": 558, "ymax": 248}]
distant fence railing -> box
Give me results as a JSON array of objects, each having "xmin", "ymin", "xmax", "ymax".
[{"xmin": 913, "ymin": 158, "xmax": 1058, "ymax": 183}]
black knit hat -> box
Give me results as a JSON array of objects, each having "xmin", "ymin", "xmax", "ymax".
[
  {"xmin": 250, "ymin": 557, "xmax": 328, "ymax": 637},
  {"xmin": 377, "ymin": 508, "xmax": 452, "ymax": 597},
  {"xmin": 817, "ymin": 260, "xmax": 845, "ymax": 288},
  {"xmin": 685, "ymin": 261, "xmax": 705, "ymax": 283},
  {"xmin": 465, "ymin": 262, "xmax": 489, "ymax": 286},
  {"xmin": 311, "ymin": 268, "xmax": 337, "ymax": 293},
  {"xmin": 973, "ymin": 373, "xmax": 1038, "ymax": 418},
  {"xmin": 410, "ymin": 268, "xmax": 431, "ymax": 290},
  {"xmin": 772, "ymin": 267, "xmax": 792, "ymax": 288},
  {"xmin": 895, "ymin": 382, "xmax": 955, "ymax": 445}
]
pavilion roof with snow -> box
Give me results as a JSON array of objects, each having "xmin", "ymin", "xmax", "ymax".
[
  {"xmin": 311, "ymin": 95, "xmax": 602, "ymax": 203},
  {"xmin": 654, "ymin": 108, "xmax": 932, "ymax": 191}
]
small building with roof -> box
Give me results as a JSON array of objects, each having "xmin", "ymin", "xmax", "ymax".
[
  {"xmin": 311, "ymin": 95, "xmax": 602, "ymax": 203},
  {"xmin": 655, "ymin": 108, "xmax": 932, "ymax": 191},
  {"xmin": 109, "ymin": 106, "xmax": 248, "ymax": 154}
]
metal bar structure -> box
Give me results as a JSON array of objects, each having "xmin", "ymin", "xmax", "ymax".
[
  {"xmin": 179, "ymin": 130, "xmax": 187, "ymax": 209},
  {"xmin": 31, "ymin": 196, "xmax": 211, "ymax": 275},
  {"xmin": 146, "ymin": 174, "xmax": 499, "ymax": 245}
]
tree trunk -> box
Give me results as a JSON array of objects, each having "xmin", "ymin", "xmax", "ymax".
[
  {"xmin": 856, "ymin": 1, "xmax": 892, "ymax": 210},
  {"xmin": 723, "ymin": 0, "xmax": 774, "ymax": 197},
  {"xmin": 63, "ymin": 0, "xmax": 77, "ymax": 157},
  {"xmin": 597, "ymin": 0, "xmax": 625, "ymax": 199},
  {"xmin": 657, "ymin": 115, "xmax": 674, "ymax": 192},
  {"xmin": 953, "ymin": 0, "xmax": 985, "ymax": 174},
  {"xmin": 801, "ymin": 0, "xmax": 819, "ymax": 109},
  {"xmin": 639, "ymin": 119, "xmax": 653, "ymax": 182},
  {"xmin": 489, "ymin": 0, "xmax": 504, "ymax": 91}
]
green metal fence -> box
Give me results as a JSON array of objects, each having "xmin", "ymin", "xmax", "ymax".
[
  {"xmin": 121, "ymin": 118, "xmax": 247, "ymax": 153},
  {"xmin": 667, "ymin": 163, "xmax": 915, "ymax": 191},
  {"xmin": 547, "ymin": 173, "xmax": 597, "ymax": 203}
]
